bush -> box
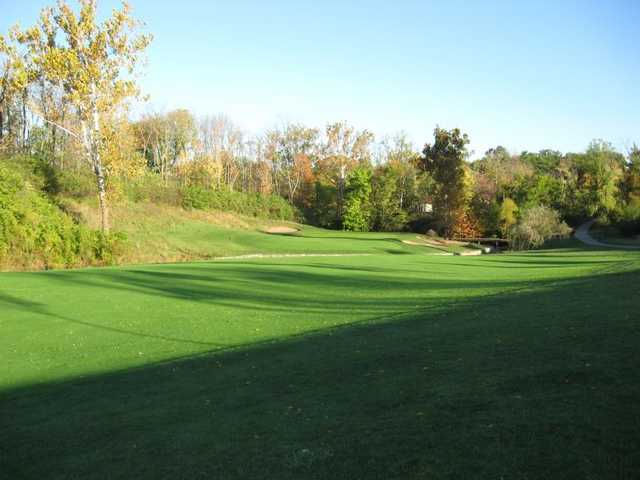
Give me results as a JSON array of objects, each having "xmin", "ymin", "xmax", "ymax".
[
  {"xmin": 342, "ymin": 167, "xmax": 372, "ymax": 231},
  {"xmin": 56, "ymin": 169, "xmax": 96, "ymax": 198},
  {"xmin": 115, "ymin": 178, "xmax": 300, "ymax": 222},
  {"xmin": 498, "ymin": 198, "xmax": 518, "ymax": 236},
  {"xmin": 0, "ymin": 161, "xmax": 124, "ymax": 270},
  {"xmin": 119, "ymin": 173, "xmax": 182, "ymax": 205},
  {"xmin": 342, "ymin": 198, "xmax": 370, "ymax": 231},
  {"xmin": 612, "ymin": 199, "xmax": 640, "ymax": 236},
  {"xmin": 509, "ymin": 205, "xmax": 572, "ymax": 250},
  {"xmin": 182, "ymin": 186, "xmax": 298, "ymax": 221}
]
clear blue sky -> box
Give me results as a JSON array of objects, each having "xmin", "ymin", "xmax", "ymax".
[{"xmin": 2, "ymin": 0, "xmax": 639, "ymax": 158}]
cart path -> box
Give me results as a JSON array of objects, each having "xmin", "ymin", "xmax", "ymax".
[{"xmin": 575, "ymin": 220, "xmax": 640, "ymax": 249}]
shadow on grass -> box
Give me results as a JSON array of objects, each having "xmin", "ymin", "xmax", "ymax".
[
  {"xmin": 29, "ymin": 258, "xmax": 596, "ymax": 320},
  {"xmin": 0, "ymin": 290, "xmax": 228, "ymax": 348},
  {"xmin": 2, "ymin": 267, "xmax": 640, "ymax": 479},
  {"xmin": 0, "ymin": 292, "xmax": 42, "ymax": 310}
]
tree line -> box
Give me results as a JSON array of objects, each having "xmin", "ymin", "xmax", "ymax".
[{"xmin": 2, "ymin": 0, "xmax": 639, "ymax": 245}]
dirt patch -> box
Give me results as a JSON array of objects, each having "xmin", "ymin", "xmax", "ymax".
[{"xmin": 262, "ymin": 226, "xmax": 299, "ymax": 234}]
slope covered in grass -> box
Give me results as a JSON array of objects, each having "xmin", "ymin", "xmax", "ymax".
[
  {"xmin": 2, "ymin": 247, "xmax": 639, "ymax": 478},
  {"xmin": 0, "ymin": 156, "xmax": 473, "ymax": 270},
  {"xmin": 65, "ymin": 199, "xmax": 459, "ymax": 264}
]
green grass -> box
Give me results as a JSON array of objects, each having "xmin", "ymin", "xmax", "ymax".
[
  {"xmin": 163, "ymin": 224, "xmax": 442, "ymax": 257},
  {"xmin": 64, "ymin": 200, "xmax": 466, "ymax": 265},
  {"xmin": 1, "ymin": 240, "xmax": 640, "ymax": 478}
]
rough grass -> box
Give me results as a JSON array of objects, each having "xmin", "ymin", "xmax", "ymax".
[
  {"xmin": 1, "ymin": 244, "xmax": 639, "ymax": 479},
  {"xmin": 61, "ymin": 199, "xmax": 461, "ymax": 265}
]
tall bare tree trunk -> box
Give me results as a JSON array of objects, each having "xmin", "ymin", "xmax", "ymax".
[
  {"xmin": 91, "ymin": 96, "xmax": 109, "ymax": 233},
  {"xmin": 51, "ymin": 123, "xmax": 58, "ymax": 165},
  {"xmin": 81, "ymin": 92, "xmax": 110, "ymax": 234},
  {"xmin": 21, "ymin": 91, "xmax": 28, "ymax": 151},
  {"xmin": 0, "ymin": 88, "xmax": 4, "ymax": 141},
  {"xmin": 94, "ymin": 161, "xmax": 109, "ymax": 233}
]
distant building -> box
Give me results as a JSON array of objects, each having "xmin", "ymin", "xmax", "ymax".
[
  {"xmin": 420, "ymin": 202, "xmax": 433, "ymax": 213},
  {"xmin": 414, "ymin": 196, "xmax": 433, "ymax": 214}
]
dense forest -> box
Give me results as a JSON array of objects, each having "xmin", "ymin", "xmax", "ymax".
[{"xmin": 1, "ymin": 0, "xmax": 639, "ymax": 268}]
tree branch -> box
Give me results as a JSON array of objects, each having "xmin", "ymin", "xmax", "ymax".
[{"xmin": 26, "ymin": 100, "xmax": 80, "ymax": 140}]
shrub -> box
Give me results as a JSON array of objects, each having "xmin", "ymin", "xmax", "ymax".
[
  {"xmin": 509, "ymin": 205, "xmax": 572, "ymax": 250},
  {"xmin": 182, "ymin": 185, "xmax": 210, "ymax": 210},
  {"xmin": 0, "ymin": 161, "xmax": 123, "ymax": 270},
  {"xmin": 343, "ymin": 198, "xmax": 370, "ymax": 231},
  {"xmin": 182, "ymin": 186, "xmax": 298, "ymax": 221},
  {"xmin": 498, "ymin": 198, "xmax": 518, "ymax": 236},
  {"xmin": 117, "ymin": 173, "xmax": 182, "ymax": 205},
  {"xmin": 451, "ymin": 209, "xmax": 482, "ymax": 238},
  {"xmin": 612, "ymin": 199, "xmax": 640, "ymax": 236},
  {"xmin": 56, "ymin": 169, "xmax": 96, "ymax": 198},
  {"xmin": 342, "ymin": 167, "xmax": 372, "ymax": 231}
]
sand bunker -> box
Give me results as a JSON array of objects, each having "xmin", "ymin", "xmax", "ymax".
[
  {"xmin": 262, "ymin": 226, "xmax": 299, "ymax": 234},
  {"xmin": 402, "ymin": 240, "xmax": 426, "ymax": 246}
]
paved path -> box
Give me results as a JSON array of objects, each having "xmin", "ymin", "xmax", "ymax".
[{"xmin": 574, "ymin": 220, "xmax": 640, "ymax": 249}]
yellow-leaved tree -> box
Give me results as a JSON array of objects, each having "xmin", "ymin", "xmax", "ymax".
[{"xmin": 10, "ymin": 0, "xmax": 151, "ymax": 231}]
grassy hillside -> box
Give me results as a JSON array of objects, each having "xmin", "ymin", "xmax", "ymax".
[
  {"xmin": 2, "ymin": 246, "xmax": 639, "ymax": 478},
  {"xmin": 0, "ymin": 156, "xmax": 474, "ymax": 270},
  {"xmin": 63, "ymin": 198, "xmax": 470, "ymax": 264}
]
